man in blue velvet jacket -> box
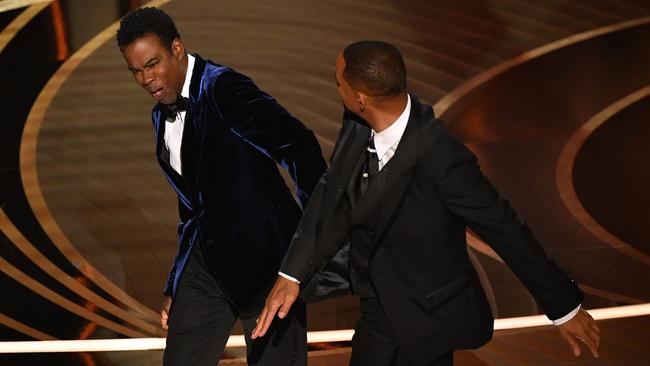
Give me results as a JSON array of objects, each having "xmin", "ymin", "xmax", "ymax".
[{"xmin": 117, "ymin": 7, "xmax": 326, "ymax": 366}]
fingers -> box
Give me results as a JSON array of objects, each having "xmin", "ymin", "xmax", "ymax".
[
  {"xmin": 559, "ymin": 316, "xmax": 601, "ymax": 359},
  {"xmin": 590, "ymin": 325, "xmax": 600, "ymax": 348},
  {"xmin": 583, "ymin": 313, "xmax": 600, "ymax": 356},
  {"xmin": 589, "ymin": 319, "xmax": 600, "ymax": 335},
  {"xmin": 160, "ymin": 296, "xmax": 172, "ymax": 330},
  {"xmin": 277, "ymin": 295, "xmax": 296, "ymax": 319},
  {"xmin": 591, "ymin": 322, "xmax": 600, "ymax": 333},
  {"xmin": 251, "ymin": 301, "xmax": 280, "ymax": 339},
  {"xmin": 560, "ymin": 328, "xmax": 581, "ymax": 357},
  {"xmin": 582, "ymin": 322, "xmax": 600, "ymax": 357},
  {"xmin": 160, "ymin": 310, "xmax": 169, "ymax": 330},
  {"xmin": 251, "ymin": 277, "xmax": 300, "ymax": 339},
  {"xmin": 581, "ymin": 331, "xmax": 599, "ymax": 358}
]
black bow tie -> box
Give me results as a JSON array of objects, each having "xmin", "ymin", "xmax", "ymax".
[{"xmin": 162, "ymin": 95, "xmax": 188, "ymax": 122}]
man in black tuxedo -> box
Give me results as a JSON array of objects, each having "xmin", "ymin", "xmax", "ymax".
[
  {"xmin": 253, "ymin": 41, "xmax": 600, "ymax": 365},
  {"xmin": 117, "ymin": 7, "xmax": 326, "ymax": 366}
]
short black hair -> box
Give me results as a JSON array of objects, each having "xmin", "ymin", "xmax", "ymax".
[
  {"xmin": 116, "ymin": 7, "xmax": 180, "ymax": 50},
  {"xmin": 342, "ymin": 41, "xmax": 406, "ymax": 97}
]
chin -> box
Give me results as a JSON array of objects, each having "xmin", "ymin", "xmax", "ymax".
[{"xmin": 161, "ymin": 96, "xmax": 176, "ymax": 105}]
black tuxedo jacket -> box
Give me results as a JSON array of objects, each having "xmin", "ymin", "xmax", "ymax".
[
  {"xmin": 281, "ymin": 95, "xmax": 583, "ymax": 364},
  {"xmin": 152, "ymin": 54, "xmax": 326, "ymax": 314}
]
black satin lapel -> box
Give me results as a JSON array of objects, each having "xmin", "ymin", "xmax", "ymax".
[
  {"xmin": 323, "ymin": 124, "xmax": 371, "ymax": 209},
  {"xmin": 345, "ymin": 151, "xmax": 367, "ymax": 207}
]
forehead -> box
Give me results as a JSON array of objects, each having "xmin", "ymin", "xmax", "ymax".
[{"xmin": 121, "ymin": 33, "xmax": 167, "ymax": 63}]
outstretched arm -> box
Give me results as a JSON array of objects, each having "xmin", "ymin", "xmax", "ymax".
[{"xmin": 434, "ymin": 131, "xmax": 599, "ymax": 357}]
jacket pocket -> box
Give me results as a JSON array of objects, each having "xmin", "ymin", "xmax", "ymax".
[{"xmin": 424, "ymin": 271, "xmax": 472, "ymax": 310}]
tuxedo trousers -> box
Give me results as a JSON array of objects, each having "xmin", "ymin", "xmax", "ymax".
[
  {"xmin": 163, "ymin": 243, "xmax": 307, "ymax": 366},
  {"xmin": 350, "ymin": 297, "xmax": 453, "ymax": 366}
]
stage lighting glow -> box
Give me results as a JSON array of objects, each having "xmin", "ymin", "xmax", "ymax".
[{"xmin": 0, "ymin": 304, "xmax": 647, "ymax": 353}]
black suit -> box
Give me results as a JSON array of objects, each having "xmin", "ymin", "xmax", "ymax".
[
  {"xmin": 153, "ymin": 55, "xmax": 326, "ymax": 365},
  {"xmin": 281, "ymin": 94, "xmax": 583, "ymax": 365}
]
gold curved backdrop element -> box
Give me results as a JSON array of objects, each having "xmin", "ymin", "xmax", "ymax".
[
  {"xmin": 0, "ymin": 209, "xmax": 162, "ymax": 335},
  {"xmin": 434, "ymin": 16, "xmax": 650, "ymax": 118},
  {"xmin": 556, "ymin": 85, "xmax": 650, "ymax": 267},
  {"xmin": 0, "ymin": 2, "xmax": 50, "ymax": 53}
]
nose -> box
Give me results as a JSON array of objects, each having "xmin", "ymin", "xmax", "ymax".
[{"xmin": 138, "ymin": 69, "xmax": 155, "ymax": 87}]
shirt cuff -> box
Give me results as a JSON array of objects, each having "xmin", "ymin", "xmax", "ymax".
[
  {"xmin": 552, "ymin": 304, "xmax": 581, "ymax": 326},
  {"xmin": 278, "ymin": 271, "xmax": 300, "ymax": 284}
]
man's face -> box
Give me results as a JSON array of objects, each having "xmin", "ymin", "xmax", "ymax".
[
  {"xmin": 335, "ymin": 52, "xmax": 360, "ymax": 114},
  {"xmin": 121, "ymin": 33, "xmax": 185, "ymax": 105}
]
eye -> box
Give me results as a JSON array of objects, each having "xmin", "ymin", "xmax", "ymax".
[{"xmin": 144, "ymin": 59, "xmax": 159, "ymax": 69}]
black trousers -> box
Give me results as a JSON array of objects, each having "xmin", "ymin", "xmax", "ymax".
[
  {"xmin": 350, "ymin": 297, "xmax": 453, "ymax": 366},
  {"xmin": 163, "ymin": 244, "xmax": 307, "ymax": 366}
]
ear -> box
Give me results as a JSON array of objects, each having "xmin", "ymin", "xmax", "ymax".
[
  {"xmin": 171, "ymin": 38, "xmax": 185, "ymax": 60},
  {"xmin": 356, "ymin": 91, "xmax": 368, "ymax": 112}
]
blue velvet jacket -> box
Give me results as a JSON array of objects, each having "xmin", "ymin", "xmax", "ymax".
[{"xmin": 152, "ymin": 54, "xmax": 326, "ymax": 313}]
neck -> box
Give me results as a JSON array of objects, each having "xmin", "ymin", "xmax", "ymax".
[
  {"xmin": 363, "ymin": 93, "xmax": 408, "ymax": 133},
  {"xmin": 178, "ymin": 53, "xmax": 189, "ymax": 91}
]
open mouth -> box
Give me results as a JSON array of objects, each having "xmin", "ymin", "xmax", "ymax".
[{"xmin": 150, "ymin": 87, "xmax": 164, "ymax": 100}]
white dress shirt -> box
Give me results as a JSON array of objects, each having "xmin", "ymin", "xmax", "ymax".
[
  {"xmin": 164, "ymin": 54, "xmax": 195, "ymax": 175},
  {"xmin": 372, "ymin": 94, "xmax": 411, "ymax": 171},
  {"xmin": 282, "ymin": 94, "xmax": 579, "ymax": 325}
]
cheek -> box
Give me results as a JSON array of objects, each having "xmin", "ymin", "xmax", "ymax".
[
  {"xmin": 133, "ymin": 73, "xmax": 145, "ymax": 86},
  {"xmin": 342, "ymin": 91, "xmax": 355, "ymax": 107},
  {"xmin": 336, "ymin": 86, "xmax": 344, "ymax": 100}
]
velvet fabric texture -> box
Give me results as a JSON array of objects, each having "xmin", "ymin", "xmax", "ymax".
[
  {"xmin": 152, "ymin": 54, "xmax": 326, "ymax": 314},
  {"xmin": 281, "ymin": 95, "xmax": 584, "ymax": 365}
]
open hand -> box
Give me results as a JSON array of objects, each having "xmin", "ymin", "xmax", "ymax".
[
  {"xmin": 251, "ymin": 276, "xmax": 299, "ymax": 339},
  {"xmin": 558, "ymin": 308, "xmax": 600, "ymax": 358}
]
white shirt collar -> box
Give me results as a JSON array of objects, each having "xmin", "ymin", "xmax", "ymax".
[
  {"xmin": 181, "ymin": 54, "xmax": 195, "ymax": 99},
  {"xmin": 372, "ymin": 94, "xmax": 411, "ymax": 161}
]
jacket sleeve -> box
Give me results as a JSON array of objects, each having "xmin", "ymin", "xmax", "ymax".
[
  {"xmin": 432, "ymin": 130, "xmax": 583, "ymax": 320},
  {"xmin": 163, "ymin": 197, "xmax": 193, "ymax": 296},
  {"xmin": 210, "ymin": 70, "xmax": 327, "ymax": 208},
  {"xmin": 279, "ymin": 115, "xmax": 352, "ymax": 282},
  {"xmin": 279, "ymin": 170, "xmax": 328, "ymax": 282}
]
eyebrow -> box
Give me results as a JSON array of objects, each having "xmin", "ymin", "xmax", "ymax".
[
  {"xmin": 128, "ymin": 57, "xmax": 158, "ymax": 72},
  {"xmin": 144, "ymin": 57, "xmax": 158, "ymax": 67}
]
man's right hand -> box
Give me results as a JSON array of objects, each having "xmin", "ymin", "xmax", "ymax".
[
  {"xmin": 161, "ymin": 296, "xmax": 172, "ymax": 330},
  {"xmin": 251, "ymin": 276, "xmax": 299, "ymax": 339}
]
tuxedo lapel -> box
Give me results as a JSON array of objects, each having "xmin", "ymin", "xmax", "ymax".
[{"xmin": 322, "ymin": 118, "xmax": 370, "ymax": 213}]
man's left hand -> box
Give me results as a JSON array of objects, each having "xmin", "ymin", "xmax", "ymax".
[{"xmin": 557, "ymin": 308, "xmax": 600, "ymax": 358}]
